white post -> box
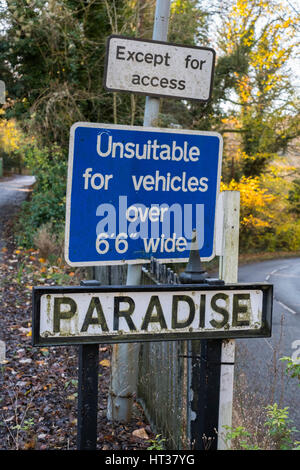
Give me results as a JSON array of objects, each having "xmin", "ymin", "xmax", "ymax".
[
  {"xmin": 107, "ymin": 0, "xmax": 171, "ymax": 422},
  {"xmin": 217, "ymin": 191, "xmax": 240, "ymax": 449},
  {"xmin": 0, "ymin": 80, "xmax": 5, "ymax": 104},
  {"xmin": 0, "ymin": 340, "xmax": 6, "ymax": 363}
]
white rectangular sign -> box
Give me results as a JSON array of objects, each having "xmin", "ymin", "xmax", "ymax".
[
  {"xmin": 32, "ymin": 285, "xmax": 273, "ymax": 346},
  {"xmin": 104, "ymin": 35, "xmax": 215, "ymax": 102}
]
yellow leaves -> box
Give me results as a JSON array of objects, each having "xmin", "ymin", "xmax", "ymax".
[
  {"xmin": 221, "ymin": 174, "xmax": 276, "ymax": 230},
  {"xmin": 242, "ymin": 214, "xmax": 270, "ymax": 228},
  {"xmin": 221, "ymin": 116, "xmax": 242, "ymax": 129},
  {"xmin": 236, "ymin": 75, "xmax": 251, "ymax": 104},
  {"xmin": 0, "ymin": 117, "xmax": 23, "ymax": 152},
  {"xmin": 220, "ymin": 0, "xmax": 298, "ymax": 105},
  {"xmin": 235, "ymin": 0, "xmax": 252, "ymax": 18},
  {"xmin": 170, "ymin": 0, "xmax": 188, "ymax": 14},
  {"xmin": 100, "ymin": 359, "xmax": 110, "ymax": 368},
  {"xmin": 265, "ymin": 160, "xmax": 296, "ymax": 179},
  {"xmin": 221, "ymin": 175, "xmax": 275, "ymax": 207}
]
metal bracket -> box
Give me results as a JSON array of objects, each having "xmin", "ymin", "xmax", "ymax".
[
  {"xmin": 80, "ymin": 280, "xmax": 102, "ymax": 287},
  {"xmin": 206, "ymin": 278, "xmax": 225, "ymax": 286}
]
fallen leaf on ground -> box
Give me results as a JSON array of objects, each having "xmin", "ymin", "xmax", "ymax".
[
  {"xmin": 18, "ymin": 327, "xmax": 31, "ymax": 335},
  {"xmin": 132, "ymin": 428, "xmax": 149, "ymax": 440},
  {"xmin": 99, "ymin": 359, "xmax": 110, "ymax": 368},
  {"xmin": 24, "ymin": 439, "xmax": 36, "ymax": 450},
  {"xmin": 19, "ymin": 358, "xmax": 32, "ymax": 364},
  {"xmin": 67, "ymin": 394, "xmax": 77, "ymax": 401}
]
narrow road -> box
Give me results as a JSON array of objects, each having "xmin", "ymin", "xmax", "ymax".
[
  {"xmin": 0, "ymin": 174, "xmax": 36, "ymax": 253},
  {"xmin": 236, "ymin": 258, "xmax": 300, "ymax": 428}
]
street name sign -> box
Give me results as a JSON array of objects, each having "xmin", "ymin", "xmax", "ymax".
[
  {"xmin": 32, "ymin": 284, "xmax": 273, "ymax": 346},
  {"xmin": 104, "ymin": 35, "xmax": 215, "ymax": 102},
  {"xmin": 65, "ymin": 122, "xmax": 222, "ymax": 266}
]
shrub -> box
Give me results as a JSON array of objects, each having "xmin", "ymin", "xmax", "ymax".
[
  {"xmin": 264, "ymin": 404, "xmax": 298, "ymax": 450},
  {"xmin": 288, "ymin": 179, "xmax": 300, "ymax": 215},
  {"xmin": 221, "ymin": 176, "xmax": 276, "ymax": 252},
  {"xmin": 224, "ymin": 404, "xmax": 299, "ymax": 450},
  {"xmin": 274, "ymin": 222, "xmax": 300, "ymax": 252},
  {"xmin": 15, "ymin": 143, "xmax": 67, "ymax": 248},
  {"xmin": 0, "ymin": 113, "xmax": 25, "ymax": 172},
  {"xmin": 33, "ymin": 223, "xmax": 61, "ymax": 259},
  {"xmin": 221, "ymin": 175, "xmax": 300, "ymax": 253}
]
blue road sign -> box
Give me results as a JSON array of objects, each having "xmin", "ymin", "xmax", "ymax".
[{"xmin": 65, "ymin": 123, "xmax": 222, "ymax": 266}]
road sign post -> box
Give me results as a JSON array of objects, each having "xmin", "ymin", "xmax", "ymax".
[
  {"xmin": 77, "ymin": 343, "xmax": 99, "ymax": 450},
  {"xmin": 76, "ymin": 280, "xmax": 101, "ymax": 450},
  {"xmin": 107, "ymin": 0, "xmax": 172, "ymax": 423},
  {"xmin": 217, "ymin": 191, "xmax": 240, "ymax": 449}
]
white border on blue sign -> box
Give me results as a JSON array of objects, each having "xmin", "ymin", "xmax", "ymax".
[{"xmin": 65, "ymin": 122, "xmax": 223, "ymax": 267}]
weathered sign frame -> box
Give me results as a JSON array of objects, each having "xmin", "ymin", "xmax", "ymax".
[
  {"xmin": 65, "ymin": 122, "xmax": 223, "ymax": 266},
  {"xmin": 104, "ymin": 35, "xmax": 216, "ymax": 102},
  {"xmin": 32, "ymin": 283, "xmax": 273, "ymax": 347}
]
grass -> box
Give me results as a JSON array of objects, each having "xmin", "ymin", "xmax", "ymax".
[
  {"xmin": 228, "ymin": 314, "xmax": 300, "ymax": 450},
  {"xmin": 238, "ymin": 250, "xmax": 300, "ymax": 265}
]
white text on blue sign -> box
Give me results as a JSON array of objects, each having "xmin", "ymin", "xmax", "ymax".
[{"xmin": 65, "ymin": 124, "xmax": 222, "ymax": 266}]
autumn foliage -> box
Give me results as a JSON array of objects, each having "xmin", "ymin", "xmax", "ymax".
[{"xmin": 221, "ymin": 170, "xmax": 300, "ymax": 252}]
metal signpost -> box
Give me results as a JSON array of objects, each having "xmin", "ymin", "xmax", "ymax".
[{"xmin": 107, "ymin": 0, "xmax": 173, "ymax": 424}]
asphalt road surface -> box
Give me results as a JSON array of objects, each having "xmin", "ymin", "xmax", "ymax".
[{"xmin": 236, "ymin": 258, "xmax": 300, "ymax": 428}]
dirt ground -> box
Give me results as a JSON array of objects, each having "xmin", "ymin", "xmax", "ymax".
[{"xmin": 0, "ymin": 184, "xmax": 154, "ymax": 450}]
